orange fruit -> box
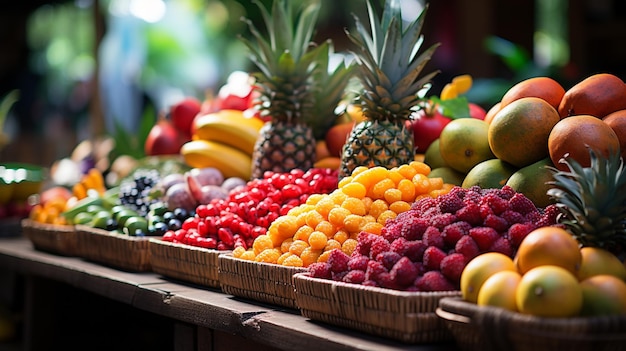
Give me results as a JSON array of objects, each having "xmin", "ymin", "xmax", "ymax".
[
  {"xmin": 558, "ymin": 73, "xmax": 626, "ymax": 118},
  {"xmin": 500, "ymin": 76, "xmax": 566, "ymax": 111},
  {"xmin": 483, "ymin": 102, "xmax": 501, "ymax": 125},
  {"xmin": 577, "ymin": 247, "xmax": 626, "ymax": 281},
  {"xmin": 439, "ymin": 118, "xmax": 495, "ymax": 174},
  {"xmin": 460, "ymin": 252, "xmax": 517, "ymax": 303},
  {"xmin": 602, "ymin": 109, "xmax": 626, "ymax": 159},
  {"xmin": 548, "ymin": 114, "xmax": 621, "ymax": 171},
  {"xmin": 580, "ymin": 274, "xmax": 626, "ymax": 316},
  {"xmin": 514, "ymin": 226, "xmax": 582, "ymax": 275},
  {"xmin": 516, "ymin": 265, "xmax": 583, "ymax": 317},
  {"xmin": 488, "ymin": 97, "xmax": 561, "ymax": 168},
  {"xmin": 477, "ymin": 270, "xmax": 522, "ymax": 312}
]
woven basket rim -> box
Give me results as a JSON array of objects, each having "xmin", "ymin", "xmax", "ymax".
[
  {"xmin": 293, "ymin": 271, "xmax": 461, "ymax": 298},
  {"xmin": 75, "ymin": 224, "xmax": 151, "ymax": 242},
  {"xmin": 219, "ymin": 252, "xmax": 308, "ymax": 272},
  {"xmin": 148, "ymin": 237, "xmax": 230, "ymax": 254},
  {"xmin": 21, "ymin": 218, "xmax": 75, "ymax": 231},
  {"xmin": 438, "ymin": 296, "xmax": 626, "ymax": 328}
]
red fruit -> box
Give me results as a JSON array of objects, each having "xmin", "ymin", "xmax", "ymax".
[
  {"xmin": 213, "ymin": 71, "xmax": 256, "ymax": 111},
  {"xmin": 410, "ymin": 103, "xmax": 452, "ymax": 153},
  {"xmin": 440, "ymin": 253, "xmax": 466, "ymax": 283},
  {"xmin": 144, "ymin": 119, "xmax": 185, "ymax": 156},
  {"xmin": 390, "ymin": 256, "xmax": 419, "ymax": 287},
  {"xmin": 170, "ymin": 97, "xmax": 202, "ymax": 138},
  {"xmin": 468, "ymin": 102, "xmax": 487, "ymax": 120}
]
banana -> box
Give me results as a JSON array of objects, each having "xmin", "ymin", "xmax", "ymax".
[
  {"xmin": 180, "ymin": 139, "xmax": 252, "ymax": 180},
  {"xmin": 192, "ymin": 109, "xmax": 265, "ymax": 155}
]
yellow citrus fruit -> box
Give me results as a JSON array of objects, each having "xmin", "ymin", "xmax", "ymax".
[
  {"xmin": 439, "ymin": 118, "xmax": 495, "ymax": 174},
  {"xmin": 460, "ymin": 252, "xmax": 517, "ymax": 303},
  {"xmin": 577, "ymin": 246, "xmax": 626, "ymax": 281},
  {"xmin": 488, "ymin": 97, "xmax": 561, "ymax": 168},
  {"xmin": 505, "ymin": 157, "xmax": 555, "ymax": 208},
  {"xmin": 461, "ymin": 158, "xmax": 518, "ymax": 189},
  {"xmin": 477, "ymin": 270, "xmax": 522, "ymax": 312},
  {"xmin": 516, "ymin": 265, "xmax": 583, "ymax": 317},
  {"xmin": 514, "ymin": 226, "xmax": 582, "ymax": 275},
  {"xmin": 579, "ymin": 274, "xmax": 626, "ymax": 316}
]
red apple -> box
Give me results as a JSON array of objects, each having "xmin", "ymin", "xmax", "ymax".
[
  {"xmin": 170, "ymin": 97, "xmax": 202, "ymax": 139},
  {"xmin": 145, "ymin": 119, "xmax": 186, "ymax": 156},
  {"xmin": 469, "ymin": 102, "xmax": 487, "ymax": 120},
  {"xmin": 325, "ymin": 122, "xmax": 355, "ymax": 157},
  {"xmin": 213, "ymin": 71, "xmax": 257, "ymax": 111},
  {"xmin": 410, "ymin": 104, "xmax": 452, "ymax": 153}
]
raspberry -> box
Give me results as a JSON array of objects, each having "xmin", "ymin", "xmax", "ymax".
[
  {"xmin": 482, "ymin": 193, "xmax": 511, "ymax": 214},
  {"xmin": 431, "ymin": 213, "xmax": 456, "ymax": 230},
  {"xmin": 362, "ymin": 280, "xmax": 377, "ymax": 287},
  {"xmin": 376, "ymin": 251, "xmax": 402, "ymax": 270},
  {"xmin": 455, "ymin": 203, "xmax": 483, "ymax": 226},
  {"xmin": 365, "ymin": 260, "xmax": 387, "ymax": 281},
  {"xmin": 524, "ymin": 211, "xmax": 542, "ymax": 224},
  {"xmin": 509, "ymin": 192, "xmax": 537, "ymax": 215},
  {"xmin": 414, "ymin": 271, "xmax": 456, "ymax": 292},
  {"xmin": 422, "ymin": 226, "xmax": 444, "ymax": 249},
  {"xmin": 442, "ymin": 221, "xmax": 472, "ymax": 246},
  {"xmin": 469, "ymin": 226, "xmax": 500, "ymax": 251},
  {"xmin": 342, "ymin": 270, "xmax": 366, "ymax": 284},
  {"xmin": 369, "ymin": 236, "xmax": 391, "ymax": 259},
  {"xmin": 404, "ymin": 240, "xmax": 427, "ymax": 262},
  {"xmin": 423, "ymin": 246, "xmax": 447, "ymax": 271},
  {"xmin": 437, "ymin": 192, "xmax": 464, "ymax": 213},
  {"xmin": 411, "ymin": 197, "xmax": 438, "ymax": 213},
  {"xmin": 497, "ymin": 185, "xmax": 517, "ymax": 200},
  {"xmin": 389, "ymin": 256, "xmax": 419, "ymax": 287},
  {"xmin": 440, "ymin": 253, "xmax": 466, "ymax": 285},
  {"xmin": 376, "ymin": 272, "xmax": 400, "ymax": 290},
  {"xmin": 500, "ymin": 210, "xmax": 525, "ymax": 226},
  {"xmin": 327, "ymin": 248, "xmax": 350, "ymax": 273},
  {"xmin": 380, "ymin": 222, "xmax": 402, "ymax": 243},
  {"xmin": 347, "ymin": 254, "xmax": 370, "ymax": 271},
  {"xmin": 455, "ymin": 235, "xmax": 480, "ymax": 262},
  {"xmin": 507, "ymin": 222, "xmax": 535, "ymax": 247},
  {"xmin": 536, "ymin": 204, "xmax": 560, "ymax": 227},
  {"xmin": 390, "ymin": 237, "xmax": 409, "ymax": 256},
  {"xmin": 462, "ymin": 187, "xmax": 483, "ymax": 204},
  {"xmin": 354, "ymin": 231, "xmax": 377, "ymax": 256},
  {"xmin": 483, "ymin": 214, "xmax": 509, "ymax": 232},
  {"xmin": 489, "ymin": 236, "xmax": 514, "ymax": 257},
  {"xmin": 400, "ymin": 216, "xmax": 430, "ymax": 241},
  {"xmin": 308, "ymin": 262, "xmax": 332, "ymax": 279}
]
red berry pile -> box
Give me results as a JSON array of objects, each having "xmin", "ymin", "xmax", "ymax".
[
  {"xmin": 162, "ymin": 168, "xmax": 339, "ymax": 250},
  {"xmin": 308, "ymin": 185, "xmax": 561, "ymax": 292}
]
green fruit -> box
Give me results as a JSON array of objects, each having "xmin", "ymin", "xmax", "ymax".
[
  {"xmin": 72, "ymin": 211, "xmax": 93, "ymax": 225},
  {"xmin": 149, "ymin": 201, "xmax": 168, "ymax": 216},
  {"xmin": 123, "ymin": 216, "xmax": 148, "ymax": 236},
  {"xmin": 428, "ymin": 166, "xmax": 465, "ymax": 186},
  {"xmin": 505, "ymin": 157, "xmax": 555, "ymax": 208},
  {"xmin": 423, "ymin": 139, "xmax": 448, "ymax": 169},
  {"xmin": 90, "ymin": 210, "xmax": 113, "ymax": 229},
  {"xmin": 86, "ymin": 204, "xmax": 107, "ymax": 215},
  {"xmin": 115, "ymin": 209, "xmax": 140, "ymax": 228},
  {"xmin": 462, "ymin": 158, "xmax": 518, "ymax": 189}
]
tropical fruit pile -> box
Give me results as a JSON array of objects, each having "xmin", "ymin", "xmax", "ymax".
[{"xmin": 461, "ymin": 226, "xmax": 626, "ymax": 317}]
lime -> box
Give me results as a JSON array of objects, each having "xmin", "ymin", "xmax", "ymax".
[
  {"xmin": 90, "ymin": 210, "xmax": 113, "ymax": 229},
  {"xmin": 72, "ymin": 211, "xmax": 93, "ymax": 225},
  {"xmin": 115, "ymin": 208, "xmax": 140, "ymax": 227},
  {"xmin": 123, "ymin": 216, "xmax": 149, "ymax": 236}
]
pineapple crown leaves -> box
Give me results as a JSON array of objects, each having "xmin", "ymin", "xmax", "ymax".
[
  {"xmin": 345, "ymin": 0, "xmax": 440, "ymax": 121},
  {"xmin": 239, "ymin": 0, "xmax": 324, "ymax": 123},
  {"xmin": 307, "ymin": 40, "xmax": 358, "ymax": 140},
  {"xmin": 547, "ymin": 147, "xmax": 626, "ymax": 246}
]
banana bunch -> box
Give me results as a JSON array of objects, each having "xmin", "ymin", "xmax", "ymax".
[{"xmin": 180, "ymin": 109, "xmax": 265, "ymax": 180}]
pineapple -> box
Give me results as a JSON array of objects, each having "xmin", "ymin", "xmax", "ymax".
[
  {"xmin": 240, "ymin": 0, "xmax": 325, "ymax": 179},
  {"xmin": 547, "ymin": 148, "xmax": 626, "ymax": 255},
  {"xmin": 339, "ymin": 0, "xmax": 440, "ymax": 177}
]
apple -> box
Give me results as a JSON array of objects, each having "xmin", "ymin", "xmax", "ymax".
[
  {"xmin": 410, "ymin": 104, "xmax": 452, "ymax": 153},
  {"xmin": 213, "ymin": 71, "xmax": 257, "ymax": 111},
  {"xmin": 170, "ymin": 97, "xmax": 202, "ymax": 139},
  {"xmin": 325, "ymin": 122, "xmax": 355, "ymax": 158},
  {"xmin": 144, "ymin": 119, "xmax": 186, "ymax": 156},
  {"xmin": 469, "ymin": 102, "xmax": 487, "ymax": 120}
]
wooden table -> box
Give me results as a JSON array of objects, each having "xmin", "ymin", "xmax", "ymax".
[{"xmin": 0, "ymin": 236, "xmax": 459, "ymax": 351}]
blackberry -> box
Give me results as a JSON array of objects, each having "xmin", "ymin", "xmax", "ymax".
[{"xmin": 119, "ymin": 169, "xmax": 161, "ymax": 217}]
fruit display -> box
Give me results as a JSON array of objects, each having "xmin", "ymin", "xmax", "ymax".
[
  {"xmin": 0, "ymin": 163, "xmax": 44, "ymax": 220},
  {"xmin": 305, "ymin": 185, "xmax": 558, "ymax": 291},
  {"xmin": 231, "ymin": 161, "xmax": 454, "ymax": 268}
]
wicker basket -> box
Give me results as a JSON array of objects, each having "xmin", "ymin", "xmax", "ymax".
[
  {"xmin": 149, "ymin": 238, "xmax": 229, "ymax": 288},
  {"xmin": 293, "ymin": 272, "xmax": 460, "ymax": 344},
  {"xmin": 436, "ymin": 296, "xmax": 626, "ymax": 351},
  {"xmin": 75, "ymin": 224, "xmax": 151, "ymax": 272},
  {"xmin": 218, "ymin": 253, "xmax": 307, "ymax": 309},
  {"xmin": 21, "ymin": 218, "xmax": 78, "ymax": 256}
]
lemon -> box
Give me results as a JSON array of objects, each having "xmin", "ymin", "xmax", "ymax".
[
  {"xmin": 460, "ymin": 252, "xmax": 517, "ymax": 303},
  {"xmin": 477, "ymin": 270, "xmax": 522, "ymax": 312}
]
